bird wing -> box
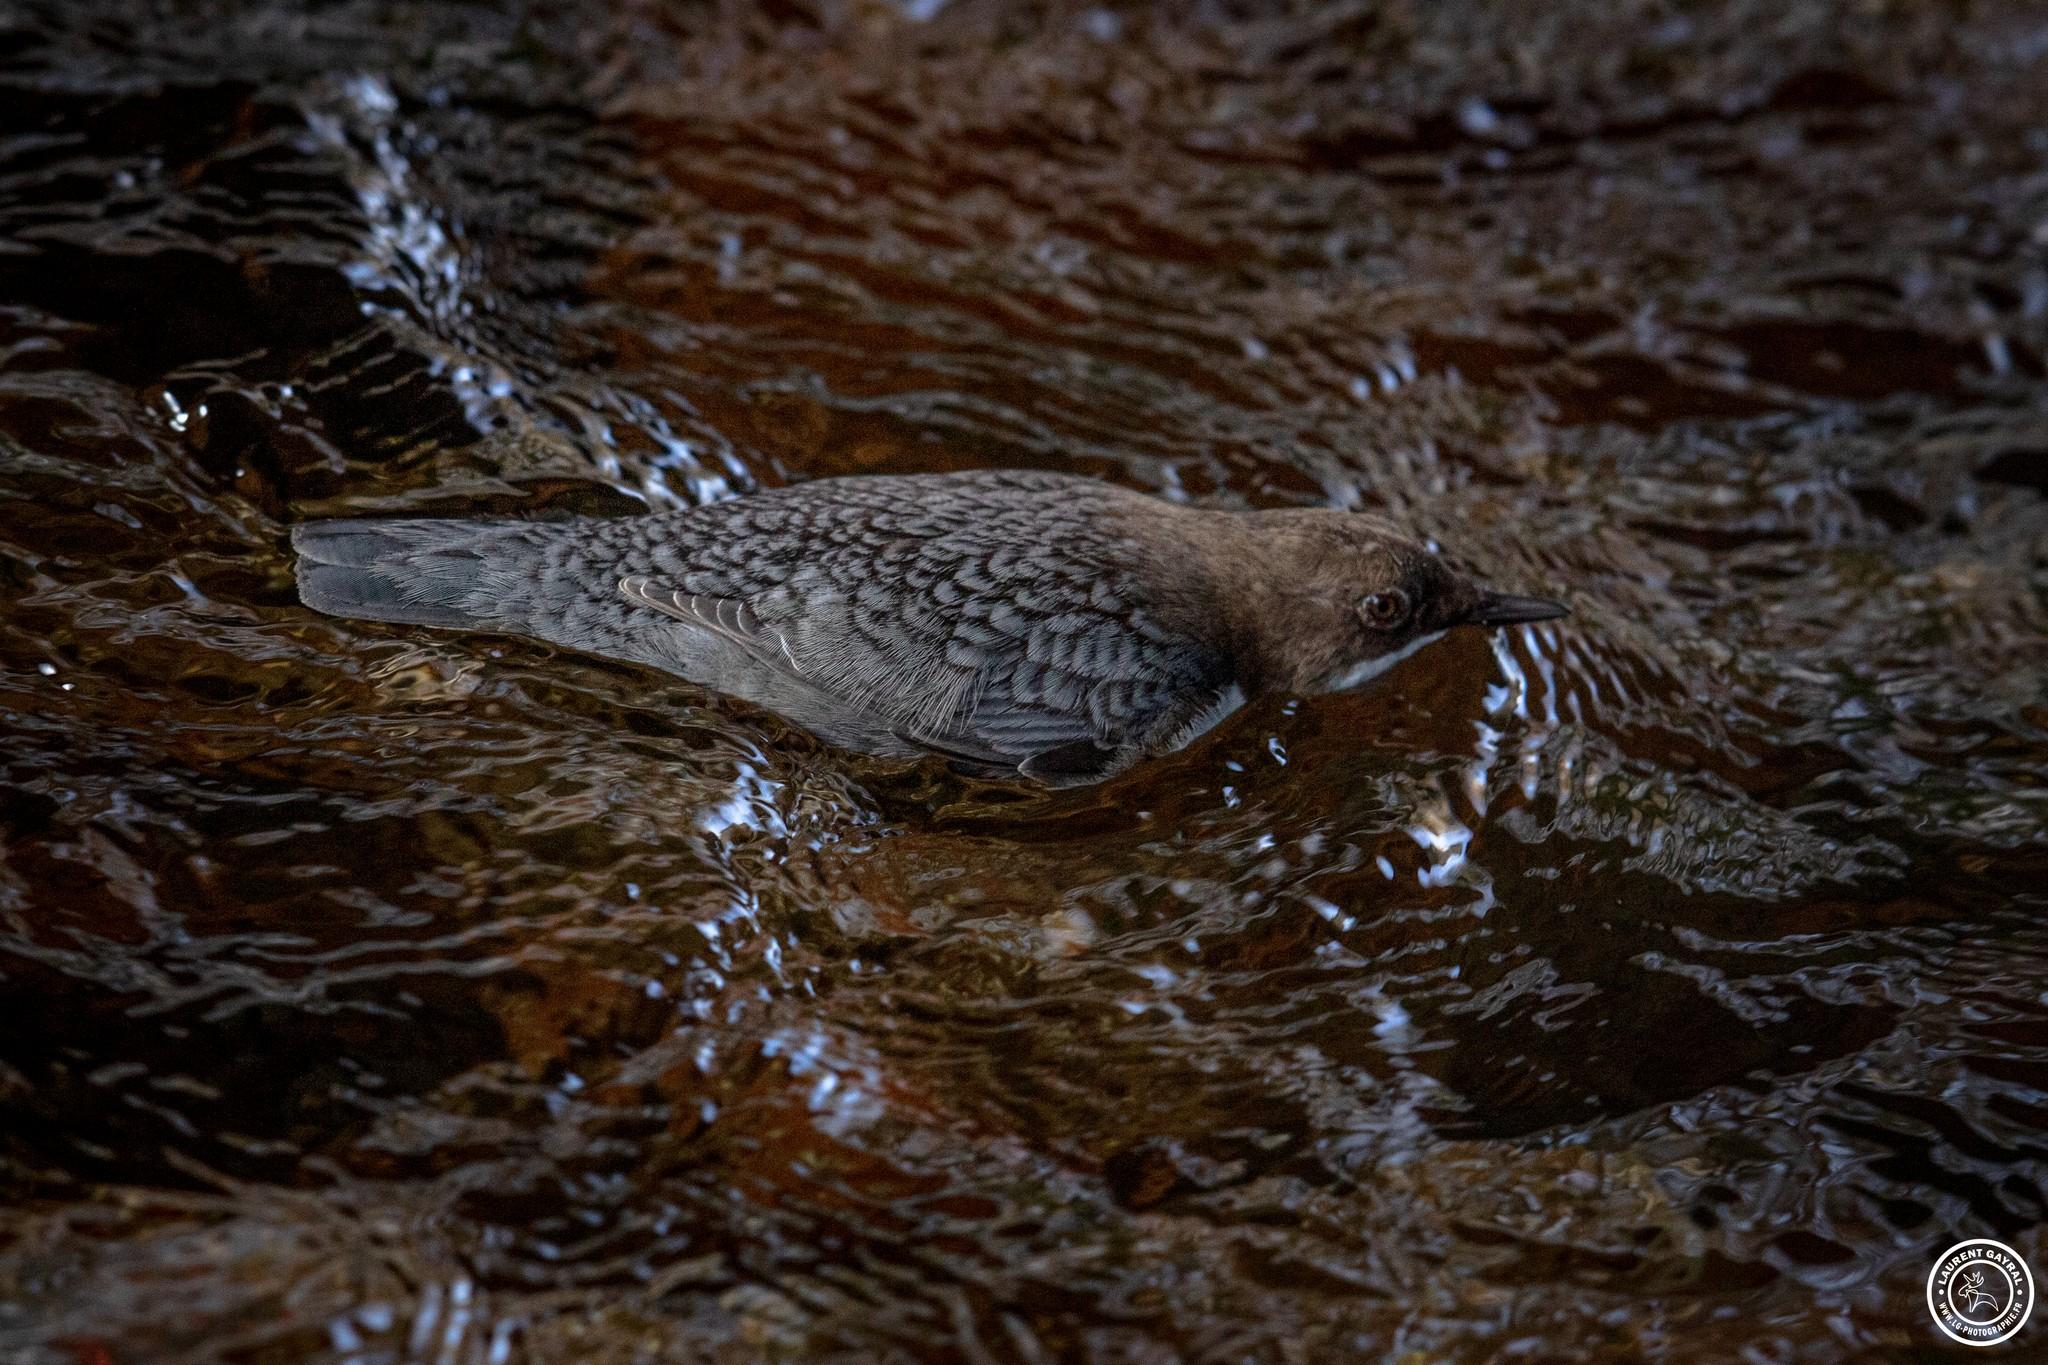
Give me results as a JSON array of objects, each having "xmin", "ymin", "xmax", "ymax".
[
  {"xmin": 618, "ymin": 576, "xmax": 801, "ymax": 672},
  {"xmin": 615, "ymin": 530, "xmax": 1231, "ymax": 781}
]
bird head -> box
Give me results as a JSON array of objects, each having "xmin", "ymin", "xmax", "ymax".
[{"xmin": 1221, "ymin": 509, "xmax": 1567, "ymax": 695}]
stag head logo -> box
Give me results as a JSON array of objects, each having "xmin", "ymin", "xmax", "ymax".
[{"xmin": 1957, "ymin": 1269, "xmax": 2001, "ymax": 1318}]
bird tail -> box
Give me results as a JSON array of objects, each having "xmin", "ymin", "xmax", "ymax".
[{"xmin": 292, "ymin": 518, "xmax": 540, "ymax": 630}]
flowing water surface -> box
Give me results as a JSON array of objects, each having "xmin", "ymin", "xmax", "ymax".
[{"xmin": 3, "ymin": 1, "xmax": 2048, "ymax": 1360}]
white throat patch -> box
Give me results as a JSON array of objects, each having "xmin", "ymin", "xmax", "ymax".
[{"xmin": 1322, "ymin": 630, "xmax": 1446, "ymax": 692}]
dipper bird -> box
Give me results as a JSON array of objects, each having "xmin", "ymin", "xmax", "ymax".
[{"xmin": 293, "ymin": 469, "xmax": 1565, "ymax": 785}]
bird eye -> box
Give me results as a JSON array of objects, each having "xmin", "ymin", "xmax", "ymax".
[{"xmin": 1360, "ymin": 589, "xmax": 1411, "ymax": 629}]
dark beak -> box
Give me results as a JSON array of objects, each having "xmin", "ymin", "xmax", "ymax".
[{"xmin": 1471, "ymin": 590, "xmax": 1569, "ymax": 627}]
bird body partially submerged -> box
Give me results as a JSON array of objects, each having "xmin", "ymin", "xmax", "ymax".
[{"xmin": 293, "ymin": 469, "xmax": 1564, "ymax": 784}]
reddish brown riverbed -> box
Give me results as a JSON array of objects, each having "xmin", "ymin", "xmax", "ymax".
[{"xmin": 3, "ymin": 2, "xmax": 2047, "ymax": 1361}]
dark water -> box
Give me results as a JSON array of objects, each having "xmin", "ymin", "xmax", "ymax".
[{"xmin": 3, "ymin": 1, "xmax": 2047, "ymax": 1360}]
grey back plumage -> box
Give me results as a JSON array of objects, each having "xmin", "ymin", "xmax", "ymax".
[{"xmin": 295, "ymin": 471, "xmax": 1237, "ymax": 784}]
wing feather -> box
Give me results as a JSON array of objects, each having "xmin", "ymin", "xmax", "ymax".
[{"xmin": 606, "ymin": 474, "xmax": 1235, "ymax": 779}]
